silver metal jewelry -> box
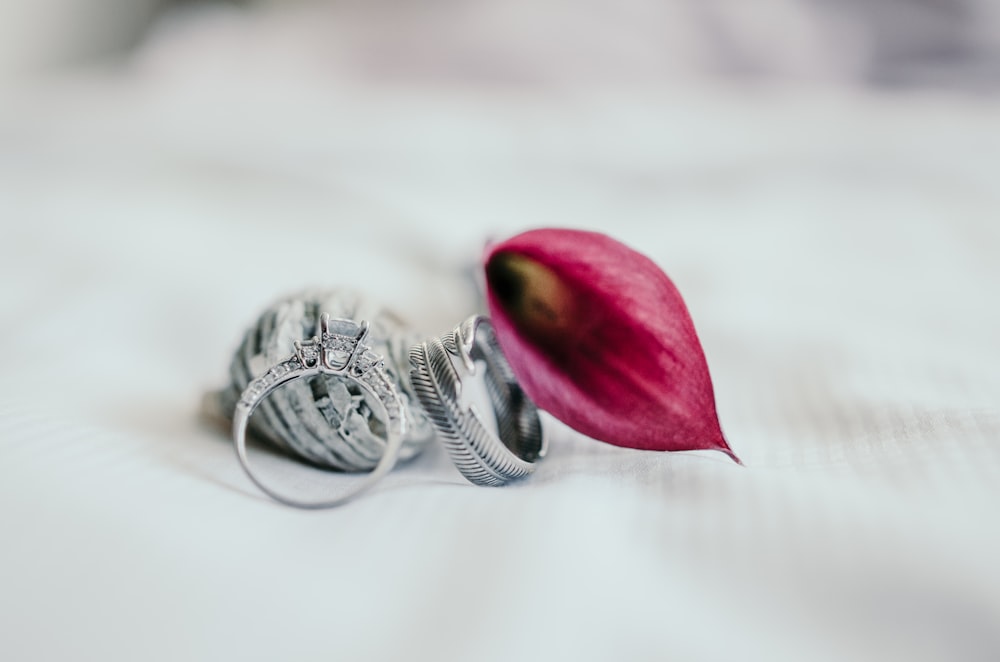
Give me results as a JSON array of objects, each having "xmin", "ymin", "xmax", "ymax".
[
  {"xmin": 214, "ymin": 289, "xmax": 434, "ymax": 472},
  {"xmin": 233, "ymin": 314, "xmax": 407, "ymax": 509},
  {"xmin": 409, "ymin": 315, "xmax": 546, "ymax": 486}
]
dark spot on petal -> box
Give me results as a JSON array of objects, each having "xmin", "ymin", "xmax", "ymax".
[
  {"xmin": 486, "ymin": 250, "xmax": 577, "ymax": 350},
  {"xmin": 486, "ymin": 252, "xmax": 524, "ymax": 310}
]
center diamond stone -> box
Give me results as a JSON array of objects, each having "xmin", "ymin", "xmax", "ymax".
[
  {"xmin": 325, "ymin": 318, "xmax": 361, "ymax": 337},
  {"xmin": 322, "ymin": 318, "xmax": 362, "ymax": 369}
]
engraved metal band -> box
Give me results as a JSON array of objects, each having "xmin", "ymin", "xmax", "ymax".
[
  {"xmin": 232, "ymin": 314, "xmax": 407, "ymax": 509},
  {"xmin": 409, "ymin": 315, "xmax": 546, "ymax": 486}
]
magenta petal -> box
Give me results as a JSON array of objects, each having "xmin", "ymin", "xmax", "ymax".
[{"xmin": 484, "ymin": 228, "xmax": 738, "ymax": 462}]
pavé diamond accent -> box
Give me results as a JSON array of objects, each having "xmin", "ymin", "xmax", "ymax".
[{"xmin": 323, "ymin": 336, "xmax": 356, "ymax": 352}]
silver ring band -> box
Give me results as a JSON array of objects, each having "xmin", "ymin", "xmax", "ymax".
[
  {"xmin": 232, "ymin": 314, "xmax": 407, "ymax": 509},
  {"xmin": 409, "ymin": 315, "xmax": 546, "ymax": 486}
]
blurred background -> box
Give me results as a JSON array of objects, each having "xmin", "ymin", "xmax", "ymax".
[
  {"xmin": 2, "ymin": 2, "xmax": 999, "ymax": 662},
  {"xmin": 3, "ymin": 0, "xmax": 998, "ymax": 326},
  {"xmin": 3, "ymin": 0, "xmax": 1000, "ymax": 88}
]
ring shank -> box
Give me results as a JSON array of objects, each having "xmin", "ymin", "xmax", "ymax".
[
  {"xmin": 465, "ymin": 318, "xmax": 545, "ymax": 463},
  {"xmin": 232, "ymin": 333, "xmax": 407, "ymax": 509},
  {"xmin": 410, "ymin": 315, "xmax": 546, "ymax": 486}
]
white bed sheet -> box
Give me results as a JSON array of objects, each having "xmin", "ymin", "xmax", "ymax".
[{"xmin": 1, "ymin": 12, "xmax": 999, "ymax": 661}]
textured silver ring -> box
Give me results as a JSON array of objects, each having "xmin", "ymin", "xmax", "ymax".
[
  {"xmin": 233, "ymin": 314, "xmax": 407, "ymax": 508},
  {"xmin": 409, "ymin": 315, "xmax": 546, "ymax": 486}
]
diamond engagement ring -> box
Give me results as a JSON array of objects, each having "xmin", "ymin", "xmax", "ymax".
[
  {"xmin": 233, "ymin": 314, "xmax": 407, "ymax": 508},
  {"xmin": 409, "ymin": 315, "xmax": 546, "ymax": 486}
]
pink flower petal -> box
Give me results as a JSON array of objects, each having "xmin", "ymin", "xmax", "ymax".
[{"xmin": 484, "ymin": 228, "xmax": 738, "ymax": 462}]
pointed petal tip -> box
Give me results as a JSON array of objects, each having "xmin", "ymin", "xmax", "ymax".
[{"xmin": 719, "ymin": 447, "xmax": 743, "ymax": 466}]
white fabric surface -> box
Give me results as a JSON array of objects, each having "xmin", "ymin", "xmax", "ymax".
[{"xmin": 2, "ymin": 6, "xmax": 1000, "ymax": 661}]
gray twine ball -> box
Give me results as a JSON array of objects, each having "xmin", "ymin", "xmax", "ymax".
[{"xmin": 213, "ymin": 289, "xmax": 436, "ymax": 471}]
